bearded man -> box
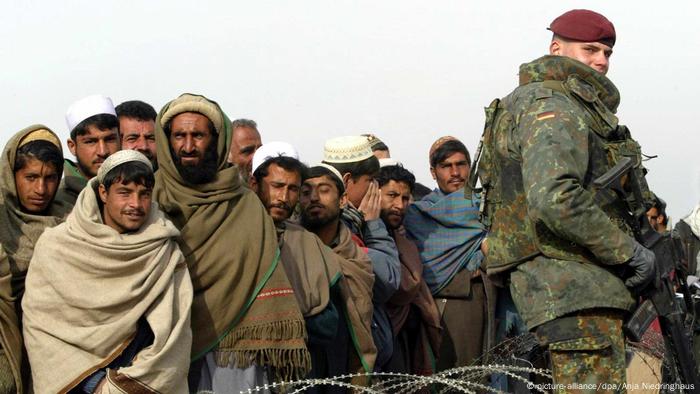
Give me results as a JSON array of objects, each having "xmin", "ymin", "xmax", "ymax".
[
  {"xmin": 377, "ymin": 163, "xmax": 441, "ymax": 376},
  {"xmin": 300, "ymin": 163, "xmax": 377, "ymax": 387},
  {"xmin": 153, "ymin": 94, "xmax": 309, "ymax": 392}
]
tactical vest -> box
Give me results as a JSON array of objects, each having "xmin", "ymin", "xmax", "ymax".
[{"xmin": 468, "ymin": 73, "xmax": 653, "ymax": 274}]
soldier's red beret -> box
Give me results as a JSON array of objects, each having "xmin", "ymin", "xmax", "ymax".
[{"xmin": 548, "ymin": 9, "xmax": 616, "ymax": 47}]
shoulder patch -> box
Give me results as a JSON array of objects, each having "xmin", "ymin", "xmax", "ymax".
[
  {"xmin": 535, "ymin": 87, "xmax": 553, "ymax": 101},
  {"xmin": 536, "ymin": 111, "xmax": 556, "ymax": 121}
]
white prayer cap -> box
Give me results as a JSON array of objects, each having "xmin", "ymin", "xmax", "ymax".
[
  {"xmin": 310, "ymin": 163, "xmax": 344, "ymax": 186},
  {"xmin": 96, "ymin": 150, "xmax": 153, "ymax": 184},
  {"xmin": 251, "ymin": 141, "xmax": 300, "ymax": 175},
  {"xmin": 65, "ymin": 94, "xmax": 117, "ymax": 133},
  {"xmin": 323, "ymin": 136, "xmax": 374, "ymax": 164},
  {"xmin": 379, "ymin": 158, "xmax": 402, "ymax": 168}
]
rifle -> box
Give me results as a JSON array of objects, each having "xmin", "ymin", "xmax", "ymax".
[{"xmin": 595, "ymin": 156, "xmax": 699, "ymax": 391}]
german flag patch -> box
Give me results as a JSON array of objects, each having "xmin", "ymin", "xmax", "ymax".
[{"xmin": 536, "ymin": 111, "xmax": 556, "ymax": 121}]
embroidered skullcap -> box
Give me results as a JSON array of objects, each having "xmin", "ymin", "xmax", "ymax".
[
  {"xmin": 96, "ymin": 150, "xmax": 153, "ymax": 184},
  {"xmin": 429, "ymin": 136, "xmax": 459, "ymax": 163},
  {"xmin": 548, "ymin": 9, "xmax": 616, "ymax": 47},
  {"xmin": 251, "ymin": 141, "xmax": 299, "ymax": 175},
  {"xmin": 65, "ymin": 95, "xmax": 117, "ymax": 132},
  {"xmin": 18, "ymin": 128, "xmax": 61, "ymax": 149},
  {"xmin": 323, "ymin": 136, "xmax": 374, "ymax": 164}
]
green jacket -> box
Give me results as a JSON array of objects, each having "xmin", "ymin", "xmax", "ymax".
[
  {"xmin": 497, "ymin": 55, "xmax": 648, "ymax": 328},
  {"xmin": 54, "ymin": 159, "xmax": 87, "ymax": 208}
]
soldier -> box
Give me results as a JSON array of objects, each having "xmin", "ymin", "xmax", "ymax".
[{"xmin": 479, "ymin": 9, "xmax": 656, "ymax": 392}]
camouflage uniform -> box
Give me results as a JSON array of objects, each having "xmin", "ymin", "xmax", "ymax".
[{"xmin": 487, "ymin": 55, "xmax": 650, "ymax": 392}]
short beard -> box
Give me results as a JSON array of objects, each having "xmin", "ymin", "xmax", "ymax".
[
  {"xmin": 171, "ymin": 141, "xmax": 218, "ymax": 185},
  {"xmin": 301, "ymin": 206, "xmax": 339, "ymax": 231}
]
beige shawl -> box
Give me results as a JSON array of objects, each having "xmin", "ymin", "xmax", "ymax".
[
  {"xmin": 22, "ymin": 178, "xmax": 193, "ymax": 393},
  {"xmin": 279, "ymin": 222, "xmax": 342, "ymax": 317},
  {"xmin": 153, "ymin": 93, "xmax": 310, "ymax": 379}
]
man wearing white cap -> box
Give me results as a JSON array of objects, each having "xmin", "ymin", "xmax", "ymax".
[
  {"xmin": 322, "ymin": 135, "xmax": 400, "ymax": 371},
  {"xmin": 251, "ymin": 144, "xmax": 363, "ymax": 388},
  {"xmin": 23, "ymin": 150, "xmax": 193, "ymax": 393},
  {"xmin": 56, "ymin": 94, "xmax": 120, "ymax": 207}
]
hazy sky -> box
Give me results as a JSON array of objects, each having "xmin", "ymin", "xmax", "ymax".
[{"xmin": 1, "ymin": 1, "xmax": 698, "ymax": 220}]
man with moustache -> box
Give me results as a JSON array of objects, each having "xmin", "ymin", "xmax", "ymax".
[
  {"xmin": 56, "ymin": 94, "xmax": 120, "ymax": 207},
  {"xmin": 251, "ymin": 143, "xmax": 363, "ymax": 390},
  {"xmin": 153, "ymin": 94, "xmax": 309, "ymax": 392},
  {"xmin": 228, "ymin": 118, "xmax": 262, "ymax": 182},
  {"xmin": 376, "ymin": 162, "xmax": 441, "ymax": 376},
  {"xmin": 404, "ymin": 136, "xmax": 492, "ymax": 370},
  {"xmin": 23, "ymin": 150, "xmax": 192, "ymax": 393},
  {"xmin": 116, "ymin": 100, "xmax": 158, "ymax": 167},
  {"xmin": 299, "ymin": 163, "xmax": 376, "ymax": 386}
]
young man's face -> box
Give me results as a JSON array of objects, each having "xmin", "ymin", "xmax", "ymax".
[
  {"xmin": 228, "ymin": 126, "xmax": 262, "ymax": 177},
  {"xmin": 550, "ymin": 39, "xmax": 612, "ymax": 75},
  {"xmin": 300, "ymin": 175, "xmax": 345, "ymax": 230},
  {"xmin": 98, "ymin": 180, "xmax": 152, "ymax": 233},
  {"xmin": 67, "ymin": 125, "xmax": 120, "ymax": 178},
  {"xmin": 119, "ymin": 117, "xmax": 157, "ymax": 164},
  {"xmin": 14, "ymin": 158, "xmax": 60, "ymax": 213},
  {"xmin": 379, "ymin": 180, "xmax": 411, "ymax": 230},
  {"xmin": 345, "ymin": 174, "xmax": 374, "ymax": 208},
  {"xmin": 431, "ymin": 151, "xmax": 469, "ymax": 194},
  {"xmin": 253, "ymin": 163, "xmax": 301, "ymax": 224}
]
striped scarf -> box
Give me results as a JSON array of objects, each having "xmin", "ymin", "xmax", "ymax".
[{"xmin": 404, "ymin": 189, "xmax": 485, "ymax": 294}]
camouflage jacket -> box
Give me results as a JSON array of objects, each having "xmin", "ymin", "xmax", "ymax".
[{"xmin": 501, "ymin": 56, "xmax": 642, "ymax": 327}]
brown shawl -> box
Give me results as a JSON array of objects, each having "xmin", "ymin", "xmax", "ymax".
[
  {"xmin": 278, "ymin": 222, "xmax": 341, "ymax": 317},
  {"xmin": 0, "ymin": 248, "xmax": 21, "ymax": 393},
  {"xmin": 386, "ymin": 229, "xmax": 442, "ymax": 375},
  {"xmin": 0, "ymin": 125, "xmax": 71, "ymax": 299},
  {"xmin": 22, "ymin": 178, "xmax": 193, "ymax": 393},
  {"xmin": 332, "ymin": 224, "xmax": 377, "ymax": 377},
  {"xmin": 0, "ymin": 125, "xmax": 71, "ymax": 393},
  {"xmin": 153, "ymin": 93, "xmax": 310, "ymax": 379}
]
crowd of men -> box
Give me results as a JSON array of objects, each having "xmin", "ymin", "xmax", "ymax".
[{"xmin": 0, "ymin": 7, "xmax": 697, "ymax": 394}]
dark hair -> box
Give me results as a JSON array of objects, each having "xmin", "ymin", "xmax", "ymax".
[
  {"xmin": 70, "ymin": 113, "xmax": 119, "ymax": 141},
  {"xmin": 370, "ymin": 141, "xmax": 389, "ymax": 152},
  {"xmin": 101, "ymin": 161, "xmax": 155, "ymax": 190},
  {"xmin": 430, "ymin": 139, "xmax": 470, "ymax": 168},
  {"xmin": 376, "ymin": 165, "xmax": 416, "ymax": 193},
  {"xmin": 306, "ymin": 166, "xmax": 345, "ymax": 195},
  {"xmin": 324, "ymin": 156, "xmax": 379, "ymax": 181},
  {"xmin": 231, "ymin": 118, "xmax": 258, "ymax": 132},
  {"xmin": 14, "ymin": 140, "xmax": 64, "ymax": 174},
  {"xmin": 653, "ymin": 195, "xmax": 668, "ymax": 226},
  {"xmin": 115, "ymin": 100, "xmax": 157, "ymax": 122},
  {"xmin": 253, "ymin": 156, "xmax": 308, "ymax": 185}
]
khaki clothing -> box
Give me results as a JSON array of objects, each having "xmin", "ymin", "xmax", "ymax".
[
  {"xmin": 0, "ymin": 125, "xmax": 71, "ymax": 392},
  {"xmin": 153, "ymin": 93, "xmax": 309, "ymax": 382},
  {"xmin": 22, "ymin": 178, "xmax": 193, "ymax": 393},
  {"xmin": 54, "ymin": 159, "xmax": 87, "ymax": 208}
]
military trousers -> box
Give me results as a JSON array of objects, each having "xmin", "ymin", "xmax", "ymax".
[{"xmin": 534, "ymin": 309, "xmax": 626, "ymax": 394}]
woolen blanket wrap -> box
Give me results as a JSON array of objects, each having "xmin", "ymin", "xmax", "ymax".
[{"xmin": 22, "ymin": 178, "xmax": 193, "ymax": 393}]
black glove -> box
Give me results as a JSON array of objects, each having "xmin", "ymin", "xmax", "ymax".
[{"xmin": 624, "ymin": 242, "xmax": 656, "ymax": 289}]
